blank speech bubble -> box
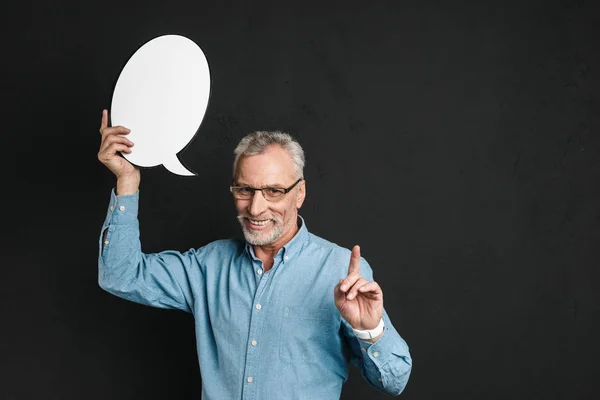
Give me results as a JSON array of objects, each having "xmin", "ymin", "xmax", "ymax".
[{"xmin": 110, "ymin": 34, "xmax": 211, "ymax": 176}]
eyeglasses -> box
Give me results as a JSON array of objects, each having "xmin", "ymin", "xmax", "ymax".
[{"xmin": 230, "ymin": 178, "xmax": 303, "ymax": 201}]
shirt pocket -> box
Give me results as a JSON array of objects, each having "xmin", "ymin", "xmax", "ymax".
[{"xmin": 279, "ymin": 306, "xmax": 333, "ymax": 363}]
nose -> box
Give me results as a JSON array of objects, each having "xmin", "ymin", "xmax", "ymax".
[{"xmin": 248, "ymin": 190, "xmax": 268, "ymax": 216}]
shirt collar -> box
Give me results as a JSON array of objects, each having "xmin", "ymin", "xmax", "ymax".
[{"xmin": 244, "ymin": 215, "xmax": 310, "ymax": 262}]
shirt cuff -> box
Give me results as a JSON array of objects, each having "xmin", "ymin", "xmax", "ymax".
[
  {"xmin": 357, "ymin": 326, "xmax": 404, "ymax": 370},
  {"xmin": 102, "ymin": 188, "xmax": 140, "ymax": 228}
]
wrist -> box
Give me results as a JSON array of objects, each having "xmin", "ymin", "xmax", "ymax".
[
  {"xmin": 116, "ymin": 174, "xmax": 140, "ymax": 195},
  {"xmin": 352, "ymin": 318, "xmax": 384, "ymax": 340}
]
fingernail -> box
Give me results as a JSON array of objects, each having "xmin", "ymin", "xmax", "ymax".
[{"xmin": 347, "ymin": 293, "xmax": 354, "ymax": 300}]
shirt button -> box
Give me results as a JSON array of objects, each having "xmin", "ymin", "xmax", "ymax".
[
  {"xmin": 361, "ymin": 347, "xmax": 366, "ymax": 353},
  {"xmin": 104, "ymin": 240, "xmax": 109, "ymax": 245},
  {"xmin": 284, "ymin": 256, "xmax": 289, "ymax": 260},
  {"xmin": 251, "ymin": 340, "xmax": 257, "ymax": 346},
  {"xmin": 257, "ymin": 269, "xmax": 263, "ymax": 275},
  {"xmin": 119, "ymin": 205, "xmax": 126, "ymax": 212},
  {"xmin": 110, "ymin": 206, "xmax": 114, "ymax": 211},
  {"xmin": 247, "ymin": 377, "xmax": 253, "ymax": 383},
  {"xmin": 373, "ymin": 352, "xmax": 380, "ymax": 358},
  {"xmin": 255, "ymin": 304, "xmax": 262, "ymax": 310},
  {"xmin": 378, "ymin": 378, "xmax": 382, "ymax": 382}
]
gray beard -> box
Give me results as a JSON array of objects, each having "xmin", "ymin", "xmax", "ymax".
[{"xmin": 237, "ymin": 215, "xmax": 294, "ymax": 246}]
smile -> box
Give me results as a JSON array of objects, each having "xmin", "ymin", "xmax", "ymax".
[{"xmin": 248, "ymin": 219, "xmax": 270, "ymax": 226}]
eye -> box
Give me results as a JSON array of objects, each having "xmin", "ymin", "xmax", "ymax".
[
  {"xmin": 265, "ymin": 188, "xmax": 285, "ymax": 196},
  {"xmin": 238, "ymin": 187, "xmax": 254, "ymax": 194}
]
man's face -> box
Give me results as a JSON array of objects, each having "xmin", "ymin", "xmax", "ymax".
[{"xmin": 234, "ymin": 145, "xmax": 306, "ymax": 247}]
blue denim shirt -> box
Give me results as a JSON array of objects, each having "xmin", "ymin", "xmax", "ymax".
[{"xmin": 98, "ymin": 190, "xmax": 412, "ymax": 399}]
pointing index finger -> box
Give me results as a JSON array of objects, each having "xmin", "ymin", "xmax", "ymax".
[{"xmin": 347, "ymin": 245, "xmax": 361, "ymax": 276}]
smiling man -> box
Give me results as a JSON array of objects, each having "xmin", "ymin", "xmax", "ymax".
[{"xmin": 97, "ymin": 110, "xmax": 412, "ymax": 399}]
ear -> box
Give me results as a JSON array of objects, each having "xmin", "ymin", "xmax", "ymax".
[{"xmin": 296, "ymin": 180, "xmax": 306, "ymax": 209}]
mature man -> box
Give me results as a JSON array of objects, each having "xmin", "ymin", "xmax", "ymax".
[{"xmin": 97, "ymin": 109, "xmax": 412, "ymax": 399}]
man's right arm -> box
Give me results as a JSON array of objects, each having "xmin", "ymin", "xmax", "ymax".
[
  {"xmin": 96, "ymin": 109, "xmax": 198, "ymax": 313},
  {"xmin": 97, "ymin": 106, "xmax": 141, "ymax": 250}
]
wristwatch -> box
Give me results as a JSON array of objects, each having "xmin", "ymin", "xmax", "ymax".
[{"xmin": 352, "ymin": 318, "xmax": 385, "ymax": 340}]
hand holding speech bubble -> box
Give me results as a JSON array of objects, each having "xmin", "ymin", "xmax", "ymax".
[{"xmin": 110, "ymin": 35, "xmax": 211, "ymax": 176}]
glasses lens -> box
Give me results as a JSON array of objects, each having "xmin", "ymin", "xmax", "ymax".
[
  {"xmin": 232, "ymin": 187, "xmax": 252, "ymax": 199},
  {"xmin": 264, "ymin": 188, "xmax": 285, "ymax": 201}
]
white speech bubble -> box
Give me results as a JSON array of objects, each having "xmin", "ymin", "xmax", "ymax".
[{"xmin": 110, "ymin": 35, "xmax": 211, "ymax": 176}]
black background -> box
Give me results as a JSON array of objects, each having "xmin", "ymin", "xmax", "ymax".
[{"xmin": 1, "ymin": 0, "xmax": 599, "ymax": 399}]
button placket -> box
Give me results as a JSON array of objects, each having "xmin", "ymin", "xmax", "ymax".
[{"xmin": 241, "ymin": 262, "xmax": 275, "ymax": 400}]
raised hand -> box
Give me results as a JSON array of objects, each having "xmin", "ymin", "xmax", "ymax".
[
  {"xmin": 97, "ymin": 109, "xmax": 140, "ymax": 194},
  {"xmin": 334, "ymin": 245, "xmax": 383, "ymax": 331}
]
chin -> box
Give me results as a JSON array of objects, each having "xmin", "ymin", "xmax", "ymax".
[
  {"xmin": 241, "ymin": 223, "xmax": 282, "ymax": 246},
  {"xmin": 244, "ymin": 232, "xmax": 279, "ymax": 246}
]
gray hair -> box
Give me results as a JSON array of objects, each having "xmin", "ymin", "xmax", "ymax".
[{"xmin": 233, "ymin": 131, "xmax": 305, "ymax": 179}]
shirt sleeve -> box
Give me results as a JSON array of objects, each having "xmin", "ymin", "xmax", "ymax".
[
  {"xmin": 341, "ymin": 258, "xmax": 412, "ymax": 396},
  {"xmin": 98, "ymin": 189, "xmax": 200, "ymax": 313}
]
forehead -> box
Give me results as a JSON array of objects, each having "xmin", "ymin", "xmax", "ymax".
[{"xmin": 236, "ymin": 145, "xmax": 297, "ymax": 185}]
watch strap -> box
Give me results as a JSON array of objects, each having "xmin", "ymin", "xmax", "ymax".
[{"xmin": 352, "ymin": 318, "xmax": 384, "ymax": 340}]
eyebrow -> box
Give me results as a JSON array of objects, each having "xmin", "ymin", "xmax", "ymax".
[{"xmin": 234, "ymin": 182, "xmax": 286, "ymax": 188}]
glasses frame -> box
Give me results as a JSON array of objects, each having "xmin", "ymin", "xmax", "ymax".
[{"xmin": 230, "ymin": 178, "xmax": 303, "ymax": 201}]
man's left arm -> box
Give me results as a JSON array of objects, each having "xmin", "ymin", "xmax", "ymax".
[{"xmin": 335, "ymin": 246, "xmax": 412, "ymax": 396}]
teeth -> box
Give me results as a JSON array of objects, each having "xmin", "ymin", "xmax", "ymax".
[{"xmin": 249, "ymin": 219, "xmax": 270, "ymax": 226}]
